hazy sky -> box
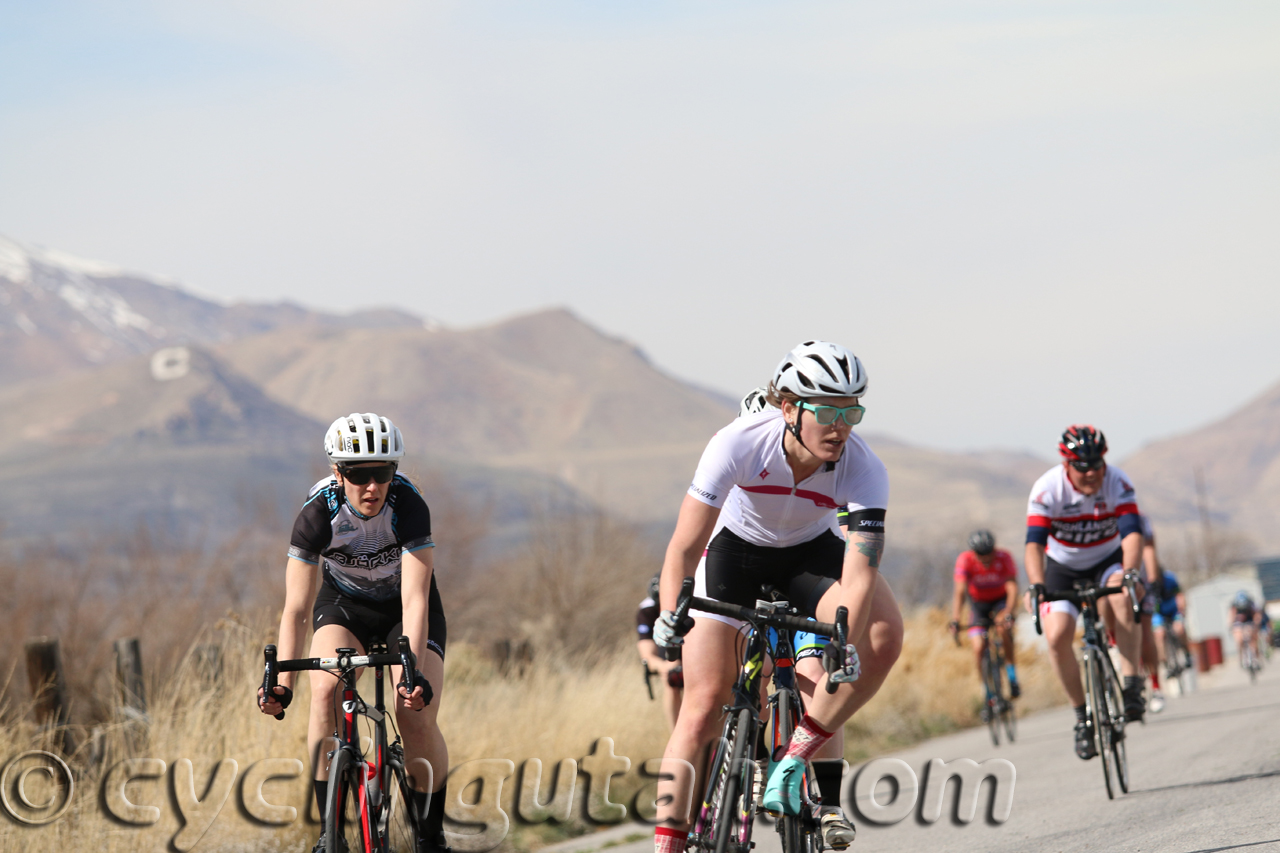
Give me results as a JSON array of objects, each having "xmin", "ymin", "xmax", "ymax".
[{"xmin": 2, "ymin": 1, "xmax": 1277, "ymax": 458}]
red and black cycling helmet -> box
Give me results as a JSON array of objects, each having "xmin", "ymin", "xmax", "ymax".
[{"xmin": 1059, "ymin": 424, "xmax": 1108, "ymax": 470}]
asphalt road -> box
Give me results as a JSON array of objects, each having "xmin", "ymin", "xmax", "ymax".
[{"xmin": 552, "ymin": 654, "xmax": 1280, "ymax": 853}]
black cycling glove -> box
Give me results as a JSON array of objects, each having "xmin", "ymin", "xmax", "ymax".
[
  {"xmin": 262, "ymin": 684, "xmax": 293, "ymax": 712},
  {"xmin": 400, "ymin": 669, "xmax": 434, "ymax": 709}
]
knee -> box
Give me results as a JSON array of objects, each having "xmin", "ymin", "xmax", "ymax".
[
  {"xmin": 673, "ymin": 694, "xmax": 725, "ymax": 740},
  {"xmin": 862, "ymin": 619, "xmax": 903, "ymax": 678},
  {"xmin": 1044, "ymin": 627, "xmax": 1073, "ymax": 656},
  {"xmin": 310, "ymin": 677, "xmax": 337, "ymax": 709}
]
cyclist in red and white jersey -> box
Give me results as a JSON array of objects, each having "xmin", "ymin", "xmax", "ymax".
[
  {"xmin": 1025, "ymin": 425, "xmax": 1148, "ymax": 760},
  {"xmin": 651, "ymin": 342, "xmax": 902, "ymax": 853}
]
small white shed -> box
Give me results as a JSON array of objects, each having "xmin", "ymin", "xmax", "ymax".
[{"xmin": 1185, "ymin": 569, "xmax": 1264, "ymax": 658}]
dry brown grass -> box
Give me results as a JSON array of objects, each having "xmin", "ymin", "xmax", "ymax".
[{"xmin": 0, "ymin": 602, "xmax": 1064, "ymax": 852}]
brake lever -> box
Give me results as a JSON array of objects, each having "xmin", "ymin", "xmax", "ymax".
[
  {"xmin": 397, "ymin": 636, "xmax": 417, "ymax": 699},
  {"xmin": 262, "ymin": 645, "xmax": 284, "ymax": 720},
  {"xmin": 663, "ymin": 577, "xmax": 696, "ymax": 663},
  {"xmin": 826, "ymin": 606, "xmax": 850, "ymax": 694}
]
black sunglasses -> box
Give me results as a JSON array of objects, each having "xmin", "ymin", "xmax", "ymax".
[
  {"xmin": 1068, "ymin": 459, "xmax": 1105, "ymax": 472},
  {"xmin": 339, "ymin": 464, "xmax": 397, "ymax": 485}
]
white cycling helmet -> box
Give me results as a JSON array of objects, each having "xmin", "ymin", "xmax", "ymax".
[
  {"xmin": 772, "ymin": 340, "xmax": 867, "ymax": 399},
  {"xmin": 738, "ymin": 387, "xmax": 770, "ymax": 417},
  {"xmin": 324, "ymin": 413, "xmax": 405, "ymax": 462}
]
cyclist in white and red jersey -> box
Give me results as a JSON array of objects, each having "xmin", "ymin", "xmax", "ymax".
[
  {"xmin": 1025, "ymin": 424, "xmax": 1148, "ymax": 760},
  {"xmin": 651, "ymin": 342, "xmax": 902, "ymax": 853},
  {"xmin": 950, "ymin": 530, "xmax": 1021, "ymax": 700}
]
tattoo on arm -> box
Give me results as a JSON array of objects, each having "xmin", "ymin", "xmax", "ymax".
[{"xmin": 849, "ymin": 530, "xmax": 885, "ymax": 569}]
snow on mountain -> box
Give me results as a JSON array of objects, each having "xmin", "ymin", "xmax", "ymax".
[{"xmin": 0, "ymin": 234, "xmax": 422, "ymax": 386}]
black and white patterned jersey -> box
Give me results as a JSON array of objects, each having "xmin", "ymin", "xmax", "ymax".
[{"xmin": 287, "ymin": 474, "xmax": 433, "ymax": 604}]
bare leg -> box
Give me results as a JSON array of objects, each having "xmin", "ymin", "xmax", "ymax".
[{"xmin": 1044, "ymin": 611, "xmax": 1084, "ymax": 706}]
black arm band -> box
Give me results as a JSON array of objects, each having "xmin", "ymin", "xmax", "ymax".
[{"xmin": 846, "ymin": 508, "xmax": 886, "ymax": 534}]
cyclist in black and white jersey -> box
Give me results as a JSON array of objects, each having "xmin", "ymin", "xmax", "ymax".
[
  {"xmin": 638, "ymin": 575, "xmax": 684, "ymax": 730},
  {"xmin": 652, "ymin": 343, "xmax": 902, "ymax": 853},
  {"xmin": 257, "ymin": 413, "xmax": 449, "ymax": 853}
]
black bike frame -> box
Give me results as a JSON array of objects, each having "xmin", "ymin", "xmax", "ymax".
[{"xmin": 262, "ymin": 639, "xmax": 418, "ymax": 851}]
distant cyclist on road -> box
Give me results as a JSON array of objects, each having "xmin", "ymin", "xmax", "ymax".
[
  {"xmin": 1138, "ymin": 515, "xmax": 1168, "ymax": 712},
  {"xmin": 638, "ymin": 575, "xmax": 684, "ymax": 730},
  {"xmin": 1230, "ymin": 591, "xmax": 1264, "ymax": 669},
  {"xmin": 652, "ymin": 342, "xmax": 900, "ymax": 853},
  {"xmin": 257, "ymin": 413, "xmax": 449, "ymax": 853},
  {"xmin": 1024, "ymin": 425, "xmax": 1148, "ymax": 760},
  {"xmin": 950, "ymin": 529, "xmax": 1021, "ymax": 700},
  {"xmin": 1150, "ymin": 563, "xmax": 1187, "ymax": 682}
]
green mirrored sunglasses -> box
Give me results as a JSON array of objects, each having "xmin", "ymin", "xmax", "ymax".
[{"xmin": 796, "ymin": 401, "xmax": 865, "ymax": 426}]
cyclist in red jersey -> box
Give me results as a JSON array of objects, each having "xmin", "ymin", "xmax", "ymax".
[{"xmin": 950, "ymin": 530, "xmax": 1021, "ymax": 699}]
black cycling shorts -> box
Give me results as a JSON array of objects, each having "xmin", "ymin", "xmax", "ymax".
[
  {"xmin": 312, "ymin": 577, "xmax": 447, "ymax": 661},
  {"xmin": 1044, "ymin": 548, "xmax": 1123, "ymax": 595},
  {"xmin": 702, "ymin": 528, "xmax": 844, "ymax": 618},
  {"xmin": 969, "ymin": 598, "xmax": 1008, "ymax": 629}
]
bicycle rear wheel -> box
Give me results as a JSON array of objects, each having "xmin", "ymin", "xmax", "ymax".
[
  {"xmin": 326, "ymin": 747, "xmax": 373, "ymax": 852},
  {"xmin": 1084, "ymin": 651, "xmax": 1115, "ymax": 799}
]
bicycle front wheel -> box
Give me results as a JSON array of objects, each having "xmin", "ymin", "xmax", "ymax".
[
  {"xmin": 772, "ymin": 690, "xmax": 810, "ymax": 853},
  {"xmin": 1099, "ymin": 654, "xmax": 1129, "ymax": 795},
  {"xmin": 994, "ymin": 648, "xmax": 1017, "ymax": 744},
  {"xmin": 713, "ymin": 708, "xmax": 755, "ymax": 853},
  {"xmin": 325, "ymin": 747, "xmax": 373, "ymax": 852},
  {"xmin": 1084, "ymin": 650, "xmax": 1115, "ymax": 799},
  {"xmin": 691, "ymin": 711, "xmax": 741, "ymax": 853},
  {"xmin": 386, "ymin": 748, "xmax": 424, "ymax": 853},
  {"xmin": 979, "ymin": 651, "xmax": 1000, "ymax": 746}
]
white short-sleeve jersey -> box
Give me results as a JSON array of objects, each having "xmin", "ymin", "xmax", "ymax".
[
  {"xmin": 687, "ymin": 409, "xmax": 889, "ymax": 548},
  {"xmin": 1026, "ymin": 464, "xmax": 1140, "ymax": 570}
]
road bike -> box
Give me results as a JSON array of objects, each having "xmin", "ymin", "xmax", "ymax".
[
  {"xmin": 669, "ymin": 578, "xmax": 850, "ymax": 853},
  {"xmin": 1160, "ymin": 623, "xmax": 1196, "ymax": 695},
  {"xmin": 262, "ymin": 638, "xmax": 427, "ymax": 852},
  {"xmin": 1238, "ymin": 623, "xmax": 1263, "ymax": 684},
  {"xmin": 952, "ymin": 619, "xmax": 1016, "ymax": 746},
  {"xmin": 1035, "ymin": 577, "xmax": 1138, "ymax": 800}
]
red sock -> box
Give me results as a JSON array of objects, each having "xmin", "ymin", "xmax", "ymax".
[
  {"xmin": 655, "ymin": 827, "xmax": 688, "ymax": 853},
  {"xmin": 783, "ymin": 715, "xmax": 836, "ymax": 763},
  {"xmin": 1150, "ymin": 670, "xmax": 1160, "ymax": 690}
]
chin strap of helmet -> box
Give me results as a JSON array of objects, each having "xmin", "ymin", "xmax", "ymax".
[{"xmin": 787, "ymin": 405, "xmax": 840, "ymax": 471}]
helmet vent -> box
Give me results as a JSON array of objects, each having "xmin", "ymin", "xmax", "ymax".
[{"xmin": 813, "ymin": 356, "xmax": 840, "ymax": 383}]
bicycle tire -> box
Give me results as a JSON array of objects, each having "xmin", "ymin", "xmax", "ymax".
[
  {"xmin": 326, "ymin": 747, "xmax": 372, "ymax": 852},
  {"xmin": 773, "ymin": 690, "xmax": 808, "ymax": 853},
  {"xmin": 386, "ymin": 751, "xmax": 422, "ymax": 853},
  {"xmin": 1101, "ymin": 655, "xmax": 1129, "ymax": 795},
  {"xmin": 691, "ymin": 721, "xmax": 735, "ymax": 852},
  {"xmin": 988, "ymin": 648, "xmax": 1006, "ymax": 747},
  {"xmin": 713, "ymin": 708, "xmax": 755, "ymax": 853},
  {"xmin": 1084, "ymin": 650, "xmax": 1115, "ymax": 799},
  {"xmin": 994, "ymin": 644, "xmax": 1017, "ymax": 744}
]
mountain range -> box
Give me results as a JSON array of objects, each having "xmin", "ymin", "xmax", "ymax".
[{"xmin": 1, "ymin": 234, "xmax": 1276, "ymax": 563}]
